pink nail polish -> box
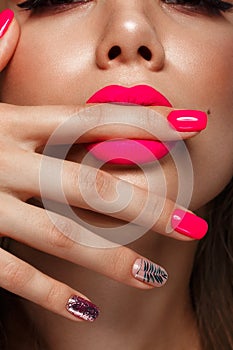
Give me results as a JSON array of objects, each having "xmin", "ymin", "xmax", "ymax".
[
  {"xmin": 132, "ymin": 258, "xmax": 168, "ymax": 287},
  {"xmin": 168, "ymin": 110, "xmax": 207, "ymax": 132},
  {"xmin": 171, "ymin": 209, "xmax": 208, "ymax": 239},
  {"xmin": 66, "ymin": 295, "xmax": 100, "ymax": 322},
  {"xmin": 0, "ymin": 9, "xmax": 14, "ymax": 39}
]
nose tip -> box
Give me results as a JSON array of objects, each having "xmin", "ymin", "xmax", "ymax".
[{"xmin": 95, "ymin": 13, "xmax": 165, "ymax": 71}]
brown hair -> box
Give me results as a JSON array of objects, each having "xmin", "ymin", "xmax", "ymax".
[
  {"xmin": 0, "ymin": 178, "xmax": 233, "ymax": 349},
  {"xmin": 190, "ymin": 177, "xmax": 233, "ymax": 350}
]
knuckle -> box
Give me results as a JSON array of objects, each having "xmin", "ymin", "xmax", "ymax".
[
  {"xmin": 47, "ymin": 218, "xmax": 75, "ymax": 250},
  {"xmin": 78, "ymin": 167, "xmax": 111, "ymax": 199},
  {"xmin": 95, "ymin": 171, "xmax": 111, "ymax": 198},
  {"xmin": 147, "ymin": 196, "xmax": 164, "ymax": 226},
  {"xmin": 106, "ymin": 248, "xmax": 129, "ymax": 281},
  {"xmin": 79, "ymin": 167, "xmax": 98, "ymax": 193},
  {"xmin": 2, "ymin": 261, "xmax": 33, "ymax": 291},
  {"xmin": 45, "ymin": 282, "xmax": 64, "ymax": 307}
]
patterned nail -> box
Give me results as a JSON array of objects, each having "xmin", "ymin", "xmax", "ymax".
[
  {"xmin": 168, "ymin": 110, "xmax": 207, "ymax": 132},
  {"xmin": 0, "ymin": 9, "xmax": 14, "ymax": 39},
  {"xmin": 171, "ymin": 209, "xmax": 208, "ymax": 239},
  {"xmin": 132, "ymin": 258, "xmax": 168, "ymax": 287},
  {"xmin": 66, "ymin": 295, "xmax": 100, "ymax": 322}
]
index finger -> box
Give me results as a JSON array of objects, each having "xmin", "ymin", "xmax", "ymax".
[{"xmin": 3, "ymin": 104, "xmax": 207, "ymax": 148}]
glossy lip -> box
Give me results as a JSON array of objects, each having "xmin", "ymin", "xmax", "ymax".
[
  {"xmin": 86, "ymin": 139, "xmax": 176, "ymax": 165},
  {"xmin": 85, "ymin": 85, "xmax": 174, "ymax": 165},
  {"xmin": 86, "ymin": 85, "xmax": 172, "ymax": 107}
]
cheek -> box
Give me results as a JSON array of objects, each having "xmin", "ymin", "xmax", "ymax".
[
  {"xmin": 186, "ymin": 123, "xmax": 233, "ymax": 210},
  {"xmin": 162, "ymin": 22, "xmax": 233, "ymax": 208},
  {"xmin": 165, "ymin": 23, "xmax": 233, "ymax": 112},
  {"xmin": 0, "ymin": 17, "xmax": 96, "ymax": 105}
]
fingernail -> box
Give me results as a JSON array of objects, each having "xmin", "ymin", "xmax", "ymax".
[
  {"xmin": 171, "ymin": 209, "xmax": 208, "ymax": 239},
  {"xmin": 132, "ymin": 258, "xmax": 168, "ymax": 287},
  {"xmin": 66, "ymin": 295, "xmax": 100, "ymax": 322},
  {"xmin": 168, "ymin": 110, "xmax": 207, "ymax": 132},
  {"xmin": 0, "ymin": 9, "xmax": 14, "ymax": 39}
]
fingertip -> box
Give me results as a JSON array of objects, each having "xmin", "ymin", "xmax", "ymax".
[
  {"xmin": 65, "ymin": 295, "xmax": 100, "ymax": 323},
  {"xmin": 0, "ymin": 9, "xmax": 20, "ymax": 71},
  {"xmin": 167, "ymin": 109, "xmax": 208, "ymax": 132},
  {"xmin": 131, "ymin": 258, "xmax": 168, "ymax": 288},
  {"xmin": 171, "ymin": 209, "xmax": 208, "ymax": 240}
]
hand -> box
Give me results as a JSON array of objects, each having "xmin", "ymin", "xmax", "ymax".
[{"xmin": 0, "ymin": 11, "xmax": 208, "ymax": 323}]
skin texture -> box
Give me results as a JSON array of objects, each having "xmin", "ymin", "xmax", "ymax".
[{"xmin": 0, "ymin": 0, "xmax": 233, "ymax": 349}]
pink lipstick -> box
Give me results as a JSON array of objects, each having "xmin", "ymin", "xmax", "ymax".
[
  {"xmin": 86, "ymin": 85, "xmax": 172, "ymax": 107},
  {"xmin": 85, "ymin": 85, "xmax": 174, "ymax": 165},
  {"xmin": 86, "ymin": 139, "xmax": 175, "ymax": 165}
]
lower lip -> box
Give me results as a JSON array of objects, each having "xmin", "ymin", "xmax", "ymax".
[{"xmin": 85, "ymin": 139, "xmax": 176, "ymax": 165}]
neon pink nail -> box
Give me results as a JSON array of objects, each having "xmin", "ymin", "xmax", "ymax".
[
  {"xmin": 168, "ymin": 110, "xmax": 207, "ymax": 132},
  {"xmin": 171, "ymin": 209, "xmax": 208, "ymax": 239},
  {"xmin": 0, "ymin": 9, "xmax": 14, "ymax": 39}
]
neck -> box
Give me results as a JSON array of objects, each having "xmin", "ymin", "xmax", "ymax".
[{"xmin": 11, "ymin": 231, "xmax": 201, "ymax": 350}]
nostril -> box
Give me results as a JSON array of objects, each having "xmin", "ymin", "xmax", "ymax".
[
  {"xmin": 108, "ymin": 46, "xmax": 121, "ymax": 60},
  {"xmin": 107, "ymin": 45, "xmax": 152, "ymax": 62},
  {"xmin": 138, "ymin": 46, "xmax": 152, "ymax": 61}
]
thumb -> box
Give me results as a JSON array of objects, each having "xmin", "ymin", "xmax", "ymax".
[{"xmin": 0, "ymin": 9, "xmax": 20, "ymax": 72}]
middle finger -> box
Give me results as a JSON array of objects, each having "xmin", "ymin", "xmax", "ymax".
[{"xmin": 8, "ymin": 148, "xmax": 208, "ymax": 242}]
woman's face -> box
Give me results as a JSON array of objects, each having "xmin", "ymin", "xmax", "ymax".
[{"xmin": 1, "ymin": 0, "xmax": 233, "ymax": 213}]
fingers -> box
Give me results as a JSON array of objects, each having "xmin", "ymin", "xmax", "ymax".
[
  {"xmin": 0, "ymin": 247, "xmax": 100, "ymax": 322},
  {"xmin": 5, "ymin": 149, "xmax": 208, "ymax": 241},
  {"xmin": 0, "ymin": 195, "xmax": 168, "ymax": 290},
  {"xmin": 0, "ymin": 104, "xmax": 207, "ymax": 149},
  {"xmin": 0, "ymin": 9, "xmax": 20, "ymax": 71}
]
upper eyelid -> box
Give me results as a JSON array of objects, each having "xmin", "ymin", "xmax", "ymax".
[
  {"xmin": 16, "ymin": 0, "xmax": 233, "ymax": 12},
  {"xmin": 163, "ymin": 0, "xmax": 233, "ymax": 12},
  {"xmin": 17, "ymin": 0, "xmax": 50, "ymax": 9}
]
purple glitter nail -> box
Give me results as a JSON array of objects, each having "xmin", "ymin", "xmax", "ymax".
[{"xmin": 66, "ymin": 295, "xmax": 100, "ymax": 322}]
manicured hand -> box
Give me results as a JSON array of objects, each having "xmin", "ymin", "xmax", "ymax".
[{"xmin": 0, "ymin": 10, "xmax": 208, "ymax": 323}]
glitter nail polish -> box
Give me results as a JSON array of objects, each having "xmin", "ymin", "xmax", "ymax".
[{"xmin": 66, "ymin": 295, "xmax": 100, "ymax": 322}]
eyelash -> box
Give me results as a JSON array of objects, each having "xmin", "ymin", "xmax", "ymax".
[
  {"xmin": 17, "ymin": 0, "xmax": 233, "ymax": 15},
  {"xmin": 17, "ymin": 0, "xmax": 92, "ymax": 10}
]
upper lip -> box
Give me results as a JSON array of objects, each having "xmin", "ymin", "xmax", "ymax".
[{"xmin": 86, "ymin": 85, "xmax": 172, "ymax": 107}]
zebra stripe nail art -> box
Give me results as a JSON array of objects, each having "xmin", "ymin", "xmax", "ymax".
[{"xmin": 132, "ymin": 258, "xmax": 168, "ymax": 287}]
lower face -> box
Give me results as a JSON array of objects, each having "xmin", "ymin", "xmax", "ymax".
[{"xmin": 1, "ymin": 0, "xmax": 233, "ymax": 220}]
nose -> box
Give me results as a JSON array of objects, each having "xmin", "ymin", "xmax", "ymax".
[{"xmin": 95, "ymin": 8, "xmax": 165, "ymax": 71}]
